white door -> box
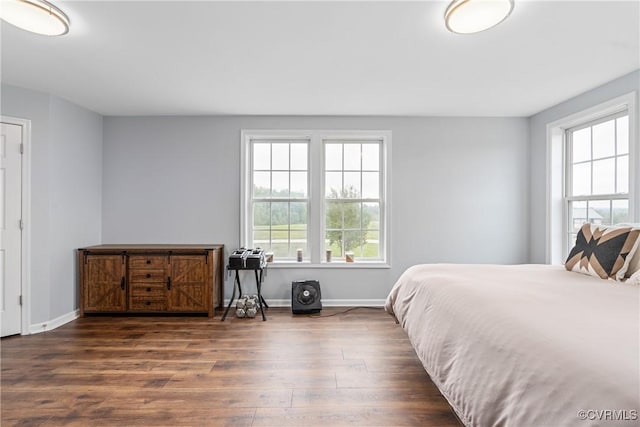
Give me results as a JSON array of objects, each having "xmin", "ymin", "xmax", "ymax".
[{"xmin": 1, "ymin": 122, "xmax": 22, "ymax": 337}]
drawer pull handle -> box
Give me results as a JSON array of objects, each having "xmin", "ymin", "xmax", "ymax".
[
  {"xmin": 146, "ymin": 260, "xmax": 151, "ymax": 264},
  {"xmin": 146, "ymin": 273, "xmax": 151, "ymax": 278},
  {"xmin": 167, "ymin": 276, "xmax": 172, "ymax": 290},
  {"xmin": 145, "ymin": 301, "xmax": 151, "ymax": 306},
  {"xmin": 146, "ymin": 287, "xmax": 151, "ymax": 292},
  {"xmin": 120, "ymin": 277, "xmax": 125, "ymax": 290}
]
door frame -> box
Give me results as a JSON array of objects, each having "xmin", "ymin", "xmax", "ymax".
[{"xmin": 1, "ymin": 116, "xmax": 31, "ymax": 335}]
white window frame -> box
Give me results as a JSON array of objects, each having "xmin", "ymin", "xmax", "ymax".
[
  {"xmin": 546, "ymin": 92, "xmax": 638, "ymax": 264},
  {"xmin": 564, "ymin": 111, "xmax": 630, "ymax": 254},
  {"xmin": 241, "ymin": 129, "xmax": 391, "ymax": 268},
  {"xmin": 244, "ymin": 136, "xmax": 311, "ymax": 261}
]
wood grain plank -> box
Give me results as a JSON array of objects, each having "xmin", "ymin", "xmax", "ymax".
[
  {"xmin": 291, "ymin": 387, "xmax": 448, "ymax": 409},
  {"xmin": 1, "ymin": 308, "xmax": 460, "ymax": 426},
  {"xmin": 94, "ymin": 389, "xmax": 292, "ymax": 409},
  {"xmin": 252, "ymin": 407, "xmax": 460, "ymax": 426},
  {"xmin": 164, "ymin": 371, "xmax": 337, "ymax": 390},
  {"xmin": 42, "ymin": 408, "xmax": 256, "ymax": 427}
]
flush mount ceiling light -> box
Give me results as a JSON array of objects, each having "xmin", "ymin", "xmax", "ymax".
[
  {"xmin": 0, "ymin": 0, "xmax": 70, "ymax": 36},
  {"xmin": 445, "ymin": 0, "xmax": 514, "ymax": 34}
]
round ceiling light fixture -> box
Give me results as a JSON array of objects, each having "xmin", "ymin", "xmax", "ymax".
[
  {"xmin": 0, "ymin": 0, "xmax": 70, "ymax": 36},
  {"xmin": 445, "ymin": 0, "xmax": 514, "ymax": 34}
]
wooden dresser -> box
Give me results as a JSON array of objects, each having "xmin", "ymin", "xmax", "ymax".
[{"xmin": 78, "ymin": 245, "xmax": 224, "ymax": 318}]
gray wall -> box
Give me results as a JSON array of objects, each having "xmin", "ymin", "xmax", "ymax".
[
  {"xmin": 1, "ymin": 84, "xmax": 103, "ymax": 325},
  {"xmin": 529, "ymin": 70, "xmax": 640, "ymax": 263},
  {"xmin": 48, "ymin": 96, "xmax": 103, "ymax": 318},
  {"xmin": 5, "ymin": 68, "xmax": 637, "ymax": 322},
  {"xmin": 103, "ymin": 116, "xmax": 530, "ymax": 301}
]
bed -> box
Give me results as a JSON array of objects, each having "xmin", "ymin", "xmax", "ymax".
[{"xmin": 385, "ymin": 263, "xmax": 640, "ymax": 427}]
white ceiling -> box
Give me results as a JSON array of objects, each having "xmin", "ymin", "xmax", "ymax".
[{"xmin": 1, "ymin": 0, "xmax": 638, "ymax": 117}]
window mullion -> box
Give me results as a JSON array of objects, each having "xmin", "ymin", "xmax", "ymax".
[
  {"xmin": 269, "ymin": 144, "xmax": 273, "ymax": 252},
  {"xmin": 566, "ymin": 194, "xmax": 628, "ymax": 202},
  {"xmin": 287, "ymin": 145, "xmax": 293, "ymax": 259},
  {"xmin": 609, "ymin": 200, "xmax": 613, "ymax": 226},
  {"xmin": 589, "ymin": 127, "xmax": 594, "ymax": 195},
  {"xmin": 268, "ymin": 201, "xmax": 272, "ymax": 252},
  {"xmin": 342, "ymin": 144, "xmax": 346, "ymax": 257},
  {"xmin": 309, "ymin": 136, "xmax": 322, "ymax": 263}
]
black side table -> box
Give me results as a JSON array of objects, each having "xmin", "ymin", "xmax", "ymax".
[{"xmin": 221, "ymin": 264, "xmax": 269, "ymax": 321}]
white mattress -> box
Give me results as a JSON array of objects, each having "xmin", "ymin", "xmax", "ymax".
[{"xmin": 385, "ymin": 264, "xmax": 640, "ymax": 427}]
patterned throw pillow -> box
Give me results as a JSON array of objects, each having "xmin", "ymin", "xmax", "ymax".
[
  {"xmin": 615, "ymin": 223, "xmax": 640, "ymax": 277},
  {"xmin": 626, "ymin": 250, "xmax": 640, "ymax": 277},
  {"xmin": 565, "ymin": 224, "xmax": 640, "ymax": 280}
]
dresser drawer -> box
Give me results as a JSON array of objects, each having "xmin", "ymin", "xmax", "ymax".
[
  {"xmin": 130, "ymin": 284, "xmax": 166, "ymax": 298},
  {"xmin": 129, "ymin": 297, "xmax": 167, "ymax": 311},
  {"xmin": 129, "ymin": 269, "xmax": 166, "ymax": 283},
  {"xmin": 129, "ymin": 255, "xmax": 166, "ymax": 269}
]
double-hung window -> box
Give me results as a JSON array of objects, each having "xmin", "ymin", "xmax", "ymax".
[
  {"xmin": 546, "ymin": 92, "xmax": 636, "ymax": 264},
  {"xmin": 324, "ymin": 140, "xmax": 382, "ymax": 260},
  {"xmin": 565, "ymin": 112, "xmax": 630, "ymax": 254},
  {"xmin": 250, "ymin": 139, "xmax": 310, "ymax": 259},
  {"xmin": 241, "ymin": 130, "xmax": 390, "ymax": 266}
]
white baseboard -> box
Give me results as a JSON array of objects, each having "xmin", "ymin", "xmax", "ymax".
[
  {"xmin": 28, "ymin": 309, "xmax": 79, "ymax": 335},
  {"xmin": 224, "ymin": 298, "xmax": 385, "ymax": 307},
  {"xmin": 25, "ymin": 300, "xmax": 386, "ymax": 333}
]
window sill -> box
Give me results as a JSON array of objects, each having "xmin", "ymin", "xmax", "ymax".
[{"xmin": 266, "ymin": 262, "xmax": 391, "ymax": 269}]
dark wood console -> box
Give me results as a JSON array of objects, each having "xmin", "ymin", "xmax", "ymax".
[{"xmin": 78, "ymin": 245, "xmax": 224, "ymax": 318}]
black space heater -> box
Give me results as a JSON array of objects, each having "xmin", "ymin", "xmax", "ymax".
[{"xmin": 291, "ymin": 280, "xmax": 322, "ymax": 314}]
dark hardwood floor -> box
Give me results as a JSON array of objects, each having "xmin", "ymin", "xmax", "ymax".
[{"xmin": 1, "ymin": 307, "xmax": 461, "ymax": 426}]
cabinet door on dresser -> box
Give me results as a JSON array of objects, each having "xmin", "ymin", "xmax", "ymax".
[
  {"xmin": 83, "ymin": 255, "xmax": 127, "ymax": 312},
  {"xmin": 167, "ymin": 254, "xmax": 210, "ymax": 313},
  {"xmin": 128, "ymin": 255, "xmax": 168, "ymax": 312}
]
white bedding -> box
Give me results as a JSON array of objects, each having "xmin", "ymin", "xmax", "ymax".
[{"xmin": 385, "ymin": 264, "xmax": 640, "ymax": 427}]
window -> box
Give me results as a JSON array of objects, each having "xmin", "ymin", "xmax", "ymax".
[
  {"xmin": 251, "ymin": 140, "xmax": 309, "ymax": 259},
  {"xmin": 324, "ymin": 140, "xmax": 383, "ymax": 260},
  {"xmin": 241, "ymin": 130, "xmax": 390, "ymax": 266},
  {"xmin": 565, "ymin": 112, "xmax": 630, "ymax": 254},
  {"xmin": 546, "ymin": 92, "xmax": 637, "ymax": 265}
]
